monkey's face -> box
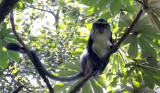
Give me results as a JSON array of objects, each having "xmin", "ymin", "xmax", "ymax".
[{"xmin": 92, "ymin": 18, "xmax": 110, "ymax": 34}]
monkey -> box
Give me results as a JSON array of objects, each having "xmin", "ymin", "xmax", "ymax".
[
  {"xmin": 81, "ymin": 18, "xmax": 113, "ymax": 76},
  {"xmin": 5, "ymin": 18, "xmax": 115, "ymax": 82}
]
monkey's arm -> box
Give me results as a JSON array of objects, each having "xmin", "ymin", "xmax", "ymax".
[
  {"xmin": 5, "ymin": 43, "xmax": 83, "ymax": 82},
  {"xmin": 110, "ymin": 32, "xmax": 113, "ymax": 44},
  {"xmin": 109, "ymin": 32, "xmax": 118, "ymax": 52},
  {"xmin": 87, "ymin": 36, "xmax": 101, "ymax": 69}
]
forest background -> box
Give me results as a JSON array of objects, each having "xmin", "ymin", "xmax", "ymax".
[{"xmin": 1, "ymin": 0, "xmax": 160, "ymax": 93}]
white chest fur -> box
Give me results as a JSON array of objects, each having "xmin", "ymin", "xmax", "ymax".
[{"xmin": 92, "ymin": 34, "xmax": 112, "ymax": 58}]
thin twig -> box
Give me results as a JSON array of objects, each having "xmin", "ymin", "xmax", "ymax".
[
  {"xmin": 70, "ymin": 8, "xmax": 143, "ymax": 93},
  {"xmin": 10, "ymin": 10, "xmax": 54, "ymax": 93},
  {"xmin": 25, "ymin": 3, "xmax": 55, "ymax": 15}
]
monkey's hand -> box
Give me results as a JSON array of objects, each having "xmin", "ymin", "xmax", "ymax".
[
  {"xmin": 5, "ymin": 43, "xmax": 25, "ymax": 53},
  {"xmin": 110, "ymin": 45, "xmax": 118, "ymax": 53}
]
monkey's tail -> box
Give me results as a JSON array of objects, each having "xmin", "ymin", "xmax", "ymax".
[
  {"xmin": 5, "ymin": 43, "xmax": 83, "ymax": 82},
  {"xmin": 46, "ymin": 71, "xmax": 83, "ymax": 82}
]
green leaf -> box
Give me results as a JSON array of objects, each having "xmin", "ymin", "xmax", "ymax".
[
  {"xmin": 7, "ymin": 50, "xmax": 20, "ymax": 62},
  {"xmin": 1, "ymin": 23, "xmax": 11, "ymax": 38},
  {"xmin": 140, "ymin": 66, "xmax": 160, "ymax": 87},
  {"xmin": 119, "ymin": 15, "xmax": 132, "ymax": 27},
  {"xmin": 16, "ymin": 2, "xmax": 25, "ymax": 10},
  {"xmin": 109, "ymin": 75, "xmax": 113, "ymax": 82},
  {"xmin": 126, "ymin": 5, "xmax": 141, "ymax": 13},
  {"xmin": 120, "ymin": 77, "xmax": 127, "ymax": 88},
  {"xmin": 0, "ymin": 40, "xmax": 9, "ymax": 68},
  {"xmin": 53, "ymin": 71, "xmax": 78, "ymax": 76},
  {"xmin": 128, "ymin": 35, "xmax": 138, "ymax": 58},
  {"xmin": 110, "ymin": 76, "xmax": 119, "ymax": 87},
  {"xmin": 138, "ymin": 36, "xmax": 157, "ymax": 58},
  {"xmin": 101, "ymin": 11, "xmax": 112, "ymax": 21},
  {"xmin": 68, "ymin": 79, "xmax": 82, "ymax": 92},
  {"xmin": 82, "ymin": 81, "xmax": 92, "ymax": 93},
  {"xmin": 4, "ymin": 38, "xmax": 19, "ymax": 44},
  {"xmin": 81, "ymin": 0, "xmax": 97, "ymax": 6},
  {"xmin": 135, "ymin": 15, "xmax": 150, "ymax": 30},
  {"xmin": 23, "ymin": 0, "xmax": 33, "ymax": 3},
  {"xmin": 148, "ymin": 12, "xmax": 160, "ymax": 32},
  {"xmin": 125, "ymin": 63, "xmax": 132, "ymax": 68},
  {"xmin": 141, "ymin": 66, "xmax": 160, "ymax": 77},
  {"xmin": 133, "ymin": 74, "xmax": 142, "ymax": 88},
  {"xmin": 148, "ymin": 0, "xmax": 160, "ymax": 9},
  {"xmin": 121, "ymin": 34, "xmax": 132, "ymax": 46},
  {"xmin": 152, "ymin": 9, "xmax": 160, "ymax": 18},
  {"xmin": 54, "ymin": 82, "xmax": 72, "ymax": 92},
  {"xmin": 112, "ymin": 54, "xmax": 118, "ymax": 72},
  {"xmin": 122, "ymin": 0, "xmax": 131, "ymax": 7},
  {"xmin": 84, "ymin": 7, "xmax": 94, "ymax": 16},
  {"xmin": 95, "ymin": 75, "xmax": 106, "ymax": 88},
  {"xmin": 124, "ymin": 67, "xmax": 135, "ymax": 80},
  {"xmin": 90, "ymin": 80, "xmax": 103, "ymax": 93},
  {"xmin": 141, "ymin": 68, "xmax": 155, "ymax": 89},
  {"xmin": 5, "ymin": 34, "xmax": 16, "ymax": 39},
  {"xmin": 140, "ymin": 87, "xmax": 156, "ymax": 93},
  {"xmin": 12, "ymin": 69, "xmax": 18, "ymax": 74},
  {"xmin": 141, "ymin": 35, "xmax": 160, "ymax": 50},
  {"xmin": 59, "ymin": 63, "xmax": 80, "ymax": 71},
  {"xmin": 109, "ymin": 0, "xmax": 122, "ymax": 15},
  {"xmin": 134, "ymin": 73, "xmax": 142, "ymax": 83},
  {"xmin": 141, "ymin": 30, "xmax": 160, "ymax": 39},
  {"xmin": 56, "ymin": 0, "xmax": 66, "ymax": 6},
  {"xmin": 73, "ymin": 37, "xmax": 87, "ymax": 46},
  {"xmin": 121, "ymin": 86, "xmax": 133, "ymax": 92},
  {"xmin": 137, "ymin": 25, "xmax": 155, "ymax": 33},
  {"xmin": 94, "ymin": 0, "xmax": 110, "ymax": 13},
  {"xmin": 118, "ymin": 54, "xmax": 125, "ymax": 73},
  {"xmin": 1, "ymin": 22, "xmax": 7, "ymax": 31},
  {"xmin": 133, "ymin": 79, "xmax": 140, "ymax": 88}
]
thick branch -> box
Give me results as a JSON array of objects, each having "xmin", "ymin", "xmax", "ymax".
[
  {"xmin": 70, "ymin": 8, "xmax": 143, "ymax": 93},
  {"xmin": 10, "ymin": 10, "xmax": 54, "ymax": 93},
  {"xmin": 0, "ymin": 0, "xmax": 19, "ymax": 23}
]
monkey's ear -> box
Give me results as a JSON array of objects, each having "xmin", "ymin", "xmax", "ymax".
[{"xmin": 5, "ymin": 43, "xmax": 25, "ymax": 53}]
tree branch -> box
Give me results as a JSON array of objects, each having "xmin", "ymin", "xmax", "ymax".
[
  {"xmin": 13, "ymin": 85, "xmax": 24, "ymax": 93},
  {"xmin": 10, "ymin": 10, "xmax": 54, "ymax": 93},
  {"xmin": 0, "ymin": 0, "xmax": 19, "ymax": 24},
  {"xmin": 25, "ymin": 3, "xmax": 55, "ymax": 15},
  {"xmin": 70, "ymin": 8, "xmax": 143, "ymax": 93}
]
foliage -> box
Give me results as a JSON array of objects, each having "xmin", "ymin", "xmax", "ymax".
[{"xmin": 0, "ymin": 0, "xmax": 160, "ymax": 92}]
